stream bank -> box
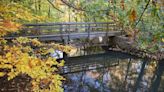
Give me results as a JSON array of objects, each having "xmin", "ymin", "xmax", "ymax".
[{"xmin": 112, "ymin": 36, "xmax": 164, "ymax": 61}]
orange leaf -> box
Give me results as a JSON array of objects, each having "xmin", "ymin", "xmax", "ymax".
[
  {"xmin": 129, "ymin": 8, "xmax": 137, "ymax": 23},
  {"xmin": 2, "ymin": 20, "xmax": 21, "ymax": 32}
]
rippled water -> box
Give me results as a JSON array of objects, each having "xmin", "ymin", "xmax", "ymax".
[{"xmin": 62, "ymin": 51, "xmax": 164, "ymax": 92}]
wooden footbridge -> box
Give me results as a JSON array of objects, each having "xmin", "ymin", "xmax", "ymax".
[{"xmin": 5, "ymin": 22, "xmax": 123, "ymax": 46}]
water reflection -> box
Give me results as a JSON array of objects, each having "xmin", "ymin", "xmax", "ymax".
[
  {"xmin": 62, "ymin": 53, "xmax": 164, "ymax": 92},
  {"xmin": 63, "ymin": 71, "xmax": 111, "ymax": 92},
  {"xmin": 150, "ymin": 61, "xmax": 164, "ymax": 92}
]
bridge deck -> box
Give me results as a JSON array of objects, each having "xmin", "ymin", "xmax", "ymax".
[{"xmin": 5, "ymin": 31, "xmax": 121, "ymax": 41}]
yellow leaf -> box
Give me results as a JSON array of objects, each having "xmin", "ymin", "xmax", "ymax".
[
  {"xmin": 31, "ymin": 39, "xmax": 41, "ymax": 46},
  {"xmin": 6, "ymin": 52, "xmax": 12, "ymax": 58},
  {"xmin": 0, "ymin": 72, "xmax": 5, "ymax": 77},
  {"xmin": 58, "ymin": 60, "xmax": 65, "ymax": 67}
]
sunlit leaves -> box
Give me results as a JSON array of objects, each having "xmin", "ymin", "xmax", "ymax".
[
  {"xmin": 15, "ymin": 37, "xmax": 31, "ymax": 43},
  {"xmin": 0, "ymin": 3, "xmax": 35, "ymax": 21},
  {"xmin": 53, "ymin": 0, "xmax": 63, "ymax": 8},
  {"xmin": 0, "ymin": 38, "xmax": 7, "ymax": 45},
  {"xmin": 162, "ymin": 38, "xmax": 164, "ymax": 43},
  {"xmin": 0, "ymin": 35, "xmax": 73, "ymax": 92},
  {"xmin": 0, "ymin": 1, "xmax": 67, "ymax": 91},
  {"xmin": 2, "ymin": 20, "xmax": 21, "ymax": 31},
  {"xmin": 0, "ymin": 72, "xmax": 5, "ymax": 77},
  {"xmin": 0, "ymin": 38, "xmax": 67, "ymax": 91},
  {"xmin": 0, "ymin": 20, "xmax": 21, "ymax": 37},
  {"xmin": 31, "ymin": 38, "xmax": 42, "ymax": 46},
  {"xmin": 0, "ymin": 2, "xmax": 46, "ymax": 37}
]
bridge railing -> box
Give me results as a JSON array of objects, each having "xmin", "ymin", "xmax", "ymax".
[{"xmin": 10, "ymin": 22, "xmax": 116, "ymax": 36}]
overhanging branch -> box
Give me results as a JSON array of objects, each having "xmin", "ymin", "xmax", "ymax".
[
  {"xmin": 61, "ymin": 0, "xmax": 110, "ymax": 12},
  {"xmin": 47, "ymin": 0, "xmax": 64, "ymax": 13},
  {"xmin": 135, "ymin": 0, "xmax": 151, "ymax": 27},
  {"xmin": 61, "ymin": 0, "xmax": 86, "ymax": 11}
]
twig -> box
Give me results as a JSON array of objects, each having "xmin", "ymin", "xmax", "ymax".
[
  {"xmin": 135, "ymin": 0, "xmax": 151, "ymax": 27},
  {"xmin": 61, "ymin": 0, "xmax": 85, "ymax": 11},
  {"xmin": 61, "ymin": 0, "xmax": 110, "ymax": 12},
  {"xmin": 47, "ymin": 0, "xmax": 64, "ymax": 13}
]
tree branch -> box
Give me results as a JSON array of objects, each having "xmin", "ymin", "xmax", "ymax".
[
  {"xmin": 47, "ymin": 0, "xmax": 64, "ymax": 13},
  {"xmin": 60, "ymin": 0, "xmax": 86, "ymax": 11},
  {"xmin": 135, "ymin": 0, "xmax": 151, "ymax": 27},
  {"xmin": 61, "ymin": 0, "xmax": 111, "ymax": 12}
]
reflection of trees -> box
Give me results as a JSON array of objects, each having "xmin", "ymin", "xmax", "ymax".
[
  {"xmin": 101, "ymin": 59, "xmax": 157, "ymax": 92},
  {"xmin": 150, "ymin": 61, "xmax": 164, "ymax": 92},
  {"xmin": 63, "ymin": 58, "xmax": 162, "ymax": 92},
  {"xmin": 134, "ymin": 60, "xmax": 147, "ymax": 92},
  {"xmin": 108, "ymin": 59, "xmax": 134, "ymax": 92},
  {"xmin": 158, "ymin": 77, "xmax": 164, "ymax": 92}
]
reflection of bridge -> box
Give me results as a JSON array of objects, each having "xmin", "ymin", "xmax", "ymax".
[
  {"xmin": 60, "ymin": 51, "xmax": 136, "ymax": 75},
  {"xmin": 5, "ymin": 22, "xmax": 123, "ymax": 46}
]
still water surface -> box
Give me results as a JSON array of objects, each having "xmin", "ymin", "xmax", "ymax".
[{"xmin": 62, "ymin": 51, "xmax": 164, "ymax": 92}]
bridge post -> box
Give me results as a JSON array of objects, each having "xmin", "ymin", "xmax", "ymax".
[
  {"xmin": 105, "ymin": 23, "xmax": 109, "ymax": 45},
  {"xmin": 59, "ymin": 24, "xmax": 64, "ymax": 44},
  {"xmin": 37, "ymin": 26, "xmax": 41, "ymax": 35},
  {"xmin": 87, "ymin": 24, "xmax": 90, "ymax": 41},
  {"xmin": 68, "ymin": 24, "xmax": 70, "ymax": 44}
]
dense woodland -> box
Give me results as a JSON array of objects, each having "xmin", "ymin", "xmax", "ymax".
[{"xmin": 0, "ymin": 0, "xmax": 163, "ymax": 92}]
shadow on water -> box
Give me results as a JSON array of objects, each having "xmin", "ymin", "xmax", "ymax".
[{"xmin": 61, "ymin": 51, "xmax": 164, "ymax": 92}]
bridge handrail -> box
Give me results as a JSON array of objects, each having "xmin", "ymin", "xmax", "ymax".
[
  {"xmin": 24, "ymin": 22, "xmax": 115, "ymax": 26},
  {"xmin": 22, "ymin": 22, "xmax": 117, "ymax": 34}
]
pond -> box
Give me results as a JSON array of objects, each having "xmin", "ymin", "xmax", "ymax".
[{"xmin": 62, "ymin": 51, "xmax": 164, "ymax": 92}]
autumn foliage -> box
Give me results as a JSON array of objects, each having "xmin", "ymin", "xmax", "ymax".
[
  {"xmin": 129, "ymin": 8, "xmax": 137, "ymax": 23},
  {"xmin": 0, "ymin": 1, "xmax": 73, "ymax": 92}
]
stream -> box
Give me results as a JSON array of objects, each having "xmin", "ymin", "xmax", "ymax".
[{"xmin": 62, "ymin": 50, "xmax": 164, "ymax": 92}]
